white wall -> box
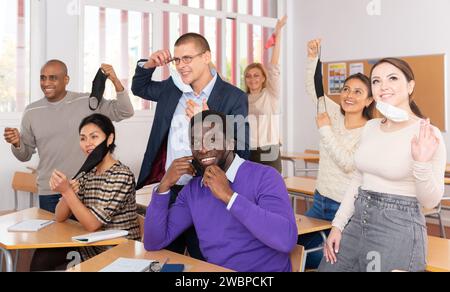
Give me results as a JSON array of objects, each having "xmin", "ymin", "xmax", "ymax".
[
  {"xmin": 290, "ymin": 0, "xmax": 450, "ymax": 224},
  {"xmin": 291, "ymin": 0, "xmax": 450, "ymax": 157}
]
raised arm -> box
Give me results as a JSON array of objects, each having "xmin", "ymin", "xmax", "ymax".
[
  {"xmin": 412, "ymin": 121, "xmax": 447, "ymax": 209},
  {"xmin": 98, "ymin": 64, "xmax": 134, "ymax": 122},
  {"xmin": 131, "ymin": 50, "xmax": 174, "ymax": 103},
  {"xmin": 306, "ymin": 39, "xmax": 340, "ymax": 114}
]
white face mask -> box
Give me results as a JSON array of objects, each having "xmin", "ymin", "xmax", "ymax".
[
  {"xmin": 376, "ymin": 100, "xmax": 410, "ymax": 122},
  {"xmin": 169, "ymin": 66, "xmax": 193, "ymax": 93}
]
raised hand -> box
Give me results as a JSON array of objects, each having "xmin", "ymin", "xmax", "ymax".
[
  {"xmin": 412, "ymin": 119, "xmax": 440, "ymax": 163},
  {"xmin": 144, "ymin": 50, "xmax": 173, "ymax": 69},
  {"xmin": 49, "ymin": 170, "xmax": 72, "ymax": 195},
  {"xmin": 307, "ymin": 39, "xmax": 321, "ymax": 59},
  {"xmin": 158, "ymin": 156, "xmax": 196, "ymax": 193},
  {"xmin": 4, "ymin": 128, "xmax": 21, "ymax": 148},
  {"xmin": 274, "ymin": 15, "xmax": 287, "ymax": 36},
  {"xmin": 101, "ymin": 64, "xmax": 125, "ymax": 92},
  {"xmin": 186, "ymin": 99, "xmax": 209, "ymax": 120}
]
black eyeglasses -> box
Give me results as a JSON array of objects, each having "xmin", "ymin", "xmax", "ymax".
[{"xmin": 171, "ymin": 51, "xmax": 206, "ymax": 66}]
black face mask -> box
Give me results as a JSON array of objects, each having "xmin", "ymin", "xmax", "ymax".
[
  {"xmin": 89, "ymin": 68, "xmax": 108, "ymax": 111},
  {"xmin": 73, "ymin": 139, "xmax": 110, "ymax": 180}
]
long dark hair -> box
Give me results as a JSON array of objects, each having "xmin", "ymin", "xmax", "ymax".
[
  {"xmin": 370, "ymin": 58, "xmax": 425, "ymax": 119},
  {"xmin": 340, "ymin": 73, "xmax": 374, "ymax": 120},
  {"xmin": 79, "ymin": 114, "xmax": 116, "ymax": 153}
]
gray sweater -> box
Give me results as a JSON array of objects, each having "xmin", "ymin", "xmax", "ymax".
[{"xmin": 12, "ymin": 91, "xmax": 134, "ymax": 195}]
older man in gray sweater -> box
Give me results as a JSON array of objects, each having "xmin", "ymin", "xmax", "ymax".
[{"xmin": 4, "ymin": 60, "xmax": 134, "ymax": 213}]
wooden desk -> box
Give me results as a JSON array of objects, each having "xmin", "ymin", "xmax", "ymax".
[
  {"xmin": 0, "ymin": 208, "xmax": 127, "ymax": 272},
  {"xmin": 427, "ymin": 236, "xmax": 450, "ymax": 272},
  {"xmin": 281, "ymin": 152, "xmax": 320, "ymax": 176},
  {"xmin": 284, "ymin": 177, "xmax": 316, "ymax": 211},
  {"xmin": 445, "ymin": 164, "xmax": 450, "ymax": 176},
  {"xmin": 68, "ymin": 240, "xmax": 233, "ymax": 272},
  {"xmin": 295, "ymin": 214, "xmax": 331, "ymax": 272},
  {"xmin": 296, "ymin": 215, "xmax": 332, "ymax": 236}
]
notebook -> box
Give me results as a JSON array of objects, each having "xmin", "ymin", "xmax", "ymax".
[
  {"xmin": 72, "ymin": 230, "xmax": 128, "ymax": 244},
  {"xmin": 100, "ymin": 258, "xmax": 156, "ymax": 272},
  {"xmin": 8, "ymin": 220, "xmax": 55, "ymax": 232}
]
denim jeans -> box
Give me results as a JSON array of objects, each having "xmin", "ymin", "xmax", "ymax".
[
  {"xmin": 39, "ymin": 194, "xmax": 62, "ymax": 214},
  {"xmin": 297, "ymin": 190, "xmax": 340, "ymax": 269},
  {"xmin": 319, "ymin": 188, "xmax": 427, "ymax": 272}
]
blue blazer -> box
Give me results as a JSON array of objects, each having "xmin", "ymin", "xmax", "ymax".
[{"xmin": 132, "ymin": 61, "xmax": 250, "ymax": 189}]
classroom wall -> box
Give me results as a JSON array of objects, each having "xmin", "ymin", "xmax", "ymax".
[{"xmin": 290, "ymin": 0, "xmax": 450, "ymax": 224}]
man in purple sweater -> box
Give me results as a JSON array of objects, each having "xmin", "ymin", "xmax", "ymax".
[{"xmin": 144, "ymin": 110, "xmax": 297, "ymax": 272}]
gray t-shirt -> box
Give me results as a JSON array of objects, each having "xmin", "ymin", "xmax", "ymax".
[{"xmin": 12, "ymin": 91, "xmax": 134, "ymax": 195}]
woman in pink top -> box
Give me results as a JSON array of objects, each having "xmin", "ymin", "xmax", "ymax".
[{"xmin": 244, "ymin": 16, "xmax": 286, "ymax": 173}]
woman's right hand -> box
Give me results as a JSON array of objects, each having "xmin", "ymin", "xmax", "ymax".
[
  {"xmin": 307, "ymin": 39, "xmax": 321, "ymax": 58},
  {"xmin": 324, "ymin": 227, "xmax": 342, "ymax": 264}
]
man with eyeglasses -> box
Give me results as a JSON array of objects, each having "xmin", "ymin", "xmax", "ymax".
[
  {"xmin": 3, "ymin": 60, "xmax": 134, "ymax": 213},
  {"xmin": 132, "ymin": 33, "xmax": 250, "ymax": 260}
]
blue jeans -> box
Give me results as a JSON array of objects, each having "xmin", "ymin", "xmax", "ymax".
[
  {"xmin": 39, "ymin": 194, "xmax": 62, "ymax": 213},
  {"xmin": 297, "ymin": 190, "xmax": 340, "ymax": 269}
]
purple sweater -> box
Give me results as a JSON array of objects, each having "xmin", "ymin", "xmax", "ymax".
[{"xmin": 144, "ymin": 161, "xmax": 297, "ymax": 272}]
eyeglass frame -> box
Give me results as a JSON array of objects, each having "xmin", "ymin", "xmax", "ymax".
[{"xmin": 171, "ymin": 51, "xmax": 207, "ymax": 66}]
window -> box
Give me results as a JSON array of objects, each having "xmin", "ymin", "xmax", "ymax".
[
  {"xmin": 84, "ymin": 6, "xmax": 153, "ymax": 110},
  {"xmin": 0, "ymin": 0, "xmax": 30, "ymax": 112},
  {"xmin": 82, "ymin": 0, "xmax": 282, "ymax": 110}
]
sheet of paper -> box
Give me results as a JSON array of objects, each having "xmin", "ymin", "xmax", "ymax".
[{"xmin": 100, "ymin": 258, "xmax": 156, "ymax": 272}]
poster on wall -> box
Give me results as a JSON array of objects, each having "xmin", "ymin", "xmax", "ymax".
[
  {"xmin": 328, "ymin": 63, "xmax": 347, "ymax": 95},
  {"xmin": 349, "ymin": 63, "xmax": 364, "ymax": 75}
]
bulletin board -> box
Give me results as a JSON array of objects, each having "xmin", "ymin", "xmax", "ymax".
[{"xmin": 323, "ymin": 54, "xmax": 446, "ymax": 131}]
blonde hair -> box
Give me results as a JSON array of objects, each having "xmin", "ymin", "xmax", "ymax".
[{"xmin": 244, "ymin": 63, "xmax": 268, "ymax": 94}]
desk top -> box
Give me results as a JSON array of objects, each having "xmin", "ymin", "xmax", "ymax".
[
  {"xmin": 68, "ymin": 240, "xmax": 234, "ymax": 272},
  {"xmin": 0, "ymin": 208, "xmax": 127, "ymax": 250},
  {"xmin": 426, "ymin": 236, "xmax": 450, "ymax": 272},
  {"xmin": 284, "ymin": 177, "xmax": 316, "ymax": 196},
  {"xmin": 296, "ymin": 215, "xmax": 332, "ymax": 235},
  {"xmin": 281, "ymin": 152, "xmax": 320, "ymax": 163}
]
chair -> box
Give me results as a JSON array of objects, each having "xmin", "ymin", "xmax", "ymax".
[
  {"xmin": 11, "ymin": 171, "xmax": 38, "ymax": 211},
  {"xmin": 290, "ymin": 244, "xmax": 305, "ymax": 272},
  {"xmin": 423, "ymin": 198, "xmax": 450, "ymax": 239}
]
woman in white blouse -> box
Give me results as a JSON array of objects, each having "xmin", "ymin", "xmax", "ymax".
[
  {"xmin": 298, "ymin": 39, "xmax": 374, "ymax": 269},
  {"xmin": 320, "ymin": 58, "xmax": 446, "ymax": 272},
  {"xmin": 244, "ymin": 16, "xmax": 286, "ymax": 173}
]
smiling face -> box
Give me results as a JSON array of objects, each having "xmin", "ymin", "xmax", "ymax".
[
  {"xmin": 245, "ymin": 67, "xmax": 266, "ymax": 94},
  {"xmin": 371, "ymin": 62, "xmax": 415, "ymax": 110},
  {"xmin": 40, "ymin": 63, "xmax": 69, "ymax": 102},
  {"xmin": 79, "ymin": 123, "xmax": 112, "ymax": 156},
  {"xmin": 190, "ymin": 120, "xmax": 233, "ymax": 170},
  {"xmin": 174, "ymin": 42, "xmax": 211, "ymax": 87},
  {"xmin": 340, "ymin": 78, "xmax": 373, "ymax": 115}
]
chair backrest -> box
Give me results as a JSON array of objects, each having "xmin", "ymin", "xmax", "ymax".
[
  {"xmin": 305, "ymin": 149, "xmax": 320, "ymax": 155},
  {"xmin": 290, "ymin": 244, "xmax": 305, "ymax": 272},
  {"xmin": 11, "ymin": 172, "xmax": 38, "ymax": 193},
  {"xmin": 304, "ymin": 149, "xmax": 320, "ymax": 166},
  {"xmin": 137, "ymin": 214, "xmax": 145, "ymax": 241}
]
